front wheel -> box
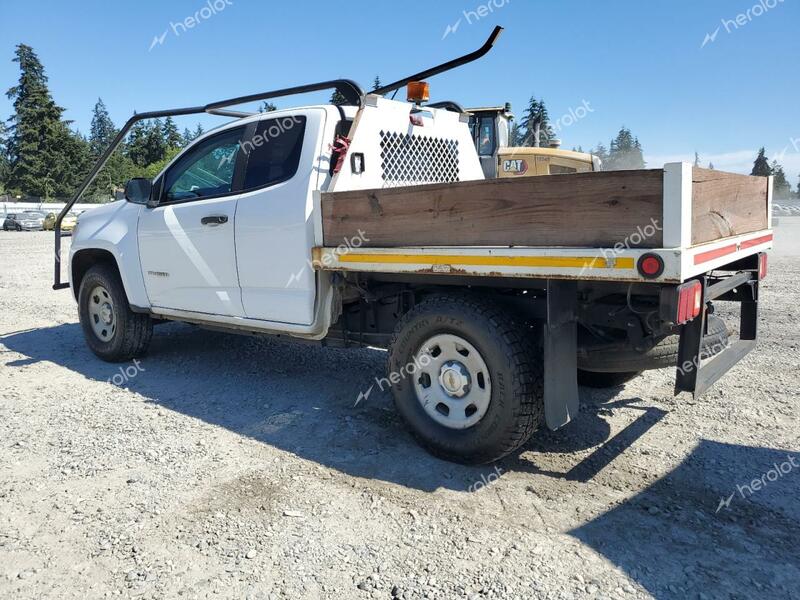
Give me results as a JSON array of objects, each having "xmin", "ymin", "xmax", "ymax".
[
  {"xmin": 388, "ymin": 295, "xmax": 544, "ymax": 465},
  {"xmin": 78, "ymin": 264, "xmax": 153, "ymax": 362}
]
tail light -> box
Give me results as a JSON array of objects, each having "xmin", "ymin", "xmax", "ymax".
[
  {"xmin": 676, "ymin": 280, "xmax": 703, "ymax": 324},
  {"xmin": 758, "ymin": 253, "xmax": 768, "ymax": 280},
  {"xmin": 637, "ymin": 253, "xmax": 665, "ymax": 279}
]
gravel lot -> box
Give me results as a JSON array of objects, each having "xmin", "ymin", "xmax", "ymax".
[{"xmin": 1, "ymin": 225, "xmax": 798, "ymax": 600}]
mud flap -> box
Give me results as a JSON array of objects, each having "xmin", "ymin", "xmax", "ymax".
[{"xmin": 544, "ymin": 280, "xmax": 579, "ymax": 430}]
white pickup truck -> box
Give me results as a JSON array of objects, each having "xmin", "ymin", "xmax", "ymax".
[{"xmin": 54, "ymin": 28, "xmax": 772, "ymax": 464}]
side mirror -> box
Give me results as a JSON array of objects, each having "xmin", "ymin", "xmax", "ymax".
[{"xmin": 124, "ymin": 178, "xmax": 153, "ymax": 205}]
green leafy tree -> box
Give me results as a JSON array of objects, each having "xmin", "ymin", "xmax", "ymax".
[
  {"xmin": 162, "ymin": 117, "xmax": 183, "ymax": 150},
  {"xmin": 5, "ymin": 44, "xmax": 80, "ymax": 197},
  {"xmin": 605, "ymin": 127, "xmax": 645, "ymax": 170},
  {"xmin": 750, "ymin": 147, "xmax": 772, "ymax": 177}
]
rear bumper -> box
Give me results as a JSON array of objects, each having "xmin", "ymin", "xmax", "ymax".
[{"xmin": 674, "ymin": 255, "xmax": 761, "ymax": 397}]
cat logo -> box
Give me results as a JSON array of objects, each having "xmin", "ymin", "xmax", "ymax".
[{"xmin": 502, "ymin": 158, "xmax": 528, "ymax": 175}]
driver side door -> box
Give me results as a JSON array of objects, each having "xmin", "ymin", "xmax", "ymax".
[{"xmin": 138, "ymin": 126, "xmax": 247, "ymax": 317}]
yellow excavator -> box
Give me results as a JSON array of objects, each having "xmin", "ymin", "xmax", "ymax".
[{"xmin": 466, "ymin": 104, "xmax": 600, "ymax": 179}]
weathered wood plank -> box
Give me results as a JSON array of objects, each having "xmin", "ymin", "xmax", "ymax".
[
  {"xmin": 322, "ymin": 170, "xmax": 665, "ymax": 248},
  {"xmin": 692, "ymin": 167, "xmax": 769, "ymax": 245}
]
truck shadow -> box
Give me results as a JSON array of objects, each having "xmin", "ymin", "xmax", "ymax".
[
  {"xmin": 4, "ymin": 322, "xmax": 798, "ymax": 595},
  {"xmin": 569, "ymin": 440, "xmax": 800, "ymax": 599}
]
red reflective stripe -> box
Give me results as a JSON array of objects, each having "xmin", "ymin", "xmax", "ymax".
[
  {"xmin": 741, "ymin": 234, "xmax": 773, "ymax": 249},
  {"xmin": 694, "ymin": 243, "xmax": 737, "ymax": 265},
  {"xmin": 694, "ymin": 233, "xmax": 773, "ymax": 265}
]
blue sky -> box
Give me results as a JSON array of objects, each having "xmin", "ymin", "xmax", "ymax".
[{"xmin": 1, "ymin": 0, "xmax": 798, "ymax": 181}]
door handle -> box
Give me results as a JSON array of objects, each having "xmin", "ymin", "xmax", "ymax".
[{"xmin": 201, "ymin": 215, "xmax": 228, "ymax": 226}]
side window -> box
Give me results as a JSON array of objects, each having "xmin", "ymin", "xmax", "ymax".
[
  {"xmin": 477, "ymin": 116, "xmax": 495, "ymax": 156},
  {"xmin": 163, "ymin": 127, "xmax": 244, "ymax": 202},
  {"xmin": 240, "ymin": 116, "xmax": 306, "ymax": 191}
]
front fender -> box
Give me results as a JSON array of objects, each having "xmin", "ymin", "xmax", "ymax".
[{"xmin": 69, "ymin": 201, "xmax": 149, "ymax": 309}]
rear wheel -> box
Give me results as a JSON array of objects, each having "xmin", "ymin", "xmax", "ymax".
[
  {"xmin": 78, "ymin": 264, "xmax": 152, "ymax": 362},
  {"xmin": 388, "ymin": 295, "xmax": 543, "ymax": 465}
]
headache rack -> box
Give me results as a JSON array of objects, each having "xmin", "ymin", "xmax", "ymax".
[{"xmin": 52, "ymin": 26, "xmax": 505, "ymax": 291}]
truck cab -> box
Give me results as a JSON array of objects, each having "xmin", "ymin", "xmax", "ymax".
[{"xmin": 467, "ymin": 105, "xmax": 598, "ymax": 178}]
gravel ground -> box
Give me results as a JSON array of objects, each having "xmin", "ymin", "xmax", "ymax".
[{"xmin": 1, "ymin": 226, "xmax": 798, "ymax": 600}]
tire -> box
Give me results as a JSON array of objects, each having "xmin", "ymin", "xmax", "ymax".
[
  {"xmin": 387, "ymin": 295, "xmax": 544, "ymax": 465},
  {"xmin": 577, "ymin": 370, "xmax": 641, "ymax": 388},
  {"xmin": 578, "ymin": 315, "xmax": 728, "ymax": 374},
  {"xmin": 78, "ymin": 264, "xmax": 153, "ymax": 362}
]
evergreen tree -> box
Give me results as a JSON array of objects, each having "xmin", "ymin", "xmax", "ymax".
[
  {"xmin": 329, "ymin": 89, "xmax": 348, "ymax": 106},
  {"xmin": 5, "ymin": 44, "xmax": 76, "ymax": 197},
  {"xmin": 89, "ymin": 98, "xmax": 116, "ymax": 156},
  {"xmin": 590, "ymin": 142, "xmax": 609, "ymax": 169},
  {"xmin": 750, "ymin": 147, "xmax": 772, "ymax": 177},
  {"xmin": 372, "ymin": 76, "xmax": 382, "ymax": 91},
  {"xmin": 508, "ymin": 121, "xmax": 524, "ymax": 146},
  {"xmin": 605, "ymin": 127, "xmax": 645, "ymax": 170},
  {"xmin": 694, "ymin": 151, "xmax": 701, "ymax": 167},
  {"xmin": 521, "ymin": 96, "xmax": 550, "ymax": 147},
  {"xmin": 193, "ymin": 123, "xmax": 204, "ymax": 139},
  {"xmin": 126, "ymin": 120, "xmax": 150, "ymax": 167},
  {"xmin": 259, "ymin": 101, "xmax": 277, "ymax": 112},
  {"xmin": 181, "ymin": 127, "xmax": 194, "ymax": 146},
  {"xmin": 162, "ymin": 116, "xmax": 182, "ymax": 149},
  {"xmin": 0, "ymin": 121, "xmax": 9, "ymax": 192},
  {"xmin": 771, "ymin": 160, "xmax": 791, "ymax": 199}
]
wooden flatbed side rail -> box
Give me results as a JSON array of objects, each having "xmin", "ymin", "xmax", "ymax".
[{"xmin": 322, "ymin": 170, "xmax": 664, "ymax": 248}]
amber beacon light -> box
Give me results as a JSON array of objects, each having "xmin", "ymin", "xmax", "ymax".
[{"xmin": 407, "ymin": 81, "xmax": 430, "ymax": 104}]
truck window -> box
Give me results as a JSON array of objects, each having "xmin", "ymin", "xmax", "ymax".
[
  {"xmin": 163, "ymin": 127, "xmax": 245, "ymax": 203},
  {"xmin": 241, "ymin": 116, "xmax": 306, "ymax": 191}
]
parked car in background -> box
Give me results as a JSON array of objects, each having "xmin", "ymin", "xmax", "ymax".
[
  {"xmin": 44, "ymin": 211, "xmax": 78, "ymax": 232},
  {"xmin": 3, "ymin": 211, "xmax": 45, "ymax": 231}
]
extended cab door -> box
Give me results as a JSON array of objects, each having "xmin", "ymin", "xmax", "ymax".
[
  {"xmin": 137, "ymin": 126, "xmax": 247, "ymax": 317},
  {"xmin": 234, "ymin": 110, "xmax": 324, "ymax": 325}
]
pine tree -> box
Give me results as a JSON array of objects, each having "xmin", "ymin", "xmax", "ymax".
[
  {"xmin": 508, "ymin": 122, "xmax": 524, "ymax": 146},
  {"xmin": 590, "ymin": 142, "xmax": 609, "ymax": 169},
  {"xmin": 0, "ymin": 121, "xmax": 9, "ymax": 192},
  {"xmin": 694, "ymin": 151, "xmax": 701, "ymax": 167},
  {"xmin": 750, "ymin": 147, "xmax": 772, "ymax": 177},
  {"xmin": 5, "ymin": 44, "xmax": 76, "ymax": 197},
  {"xmin": 181, "ymin": 127, "xmax": 193, "ymax": 146},
  {"xmin": 521, "ymin": 96, "xmax": 550, "ymax": 147},
  {"xmin": 162, "ymin": 117, "xmax": 182, "ymax": 150},
  {"xmin": 605, "ymin": 127, "xmax": 645, "ymax": 170},
  {"xmin": 771, "ymin": 160, "xmax": 791, "ymax": 199},
  {"xmin": 372, "ymin": 76, "xmax": 382, "ymax": 91},
  {"xmin": 89, "ymin": 98, "xmax": 117, "ymax": 156},
  {"xmin": 329, "ymin": 89, "xmax": 348, "ymax": 106},
  {"xmin": 194, "ymin": 123, "xmax": 204, "ymax": 139}
]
